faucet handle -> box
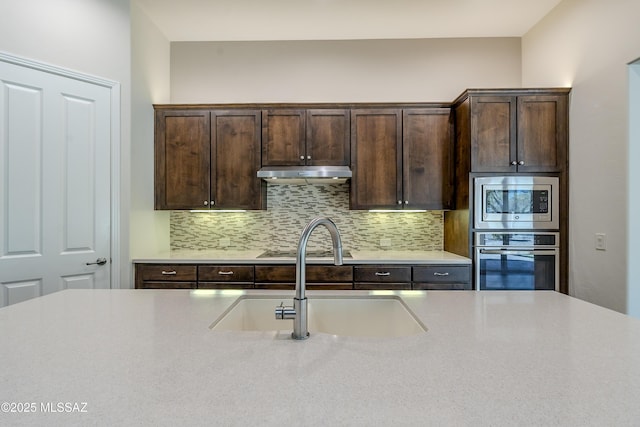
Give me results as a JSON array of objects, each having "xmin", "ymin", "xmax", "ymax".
[{"xmin": 275, "ymin": 302, "xmax": 296, "ymax": 320}]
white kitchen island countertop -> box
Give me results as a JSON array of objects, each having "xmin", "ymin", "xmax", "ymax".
[{"xmin": 1, "ymin": 289, "xmax": 639, "ymax": 426}]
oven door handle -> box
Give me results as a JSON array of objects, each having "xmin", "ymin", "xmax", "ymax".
[{"xmin": 478, "ymin": 249, "xmax": 557, "ymax": 255}]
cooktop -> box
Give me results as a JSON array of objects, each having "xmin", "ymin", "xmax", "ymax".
[{"xmin": 257, "ymin": 250, "xmax": 352, "ymax": 259}]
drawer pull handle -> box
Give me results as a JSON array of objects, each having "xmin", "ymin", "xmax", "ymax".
[
  {"xmin": 433, "ymin": 272, "xmax": 450, "ymax": 276},
  {"xmin": 375, "ymin": 272, "xmax": 391, "ymax": 276},
  {"xmin": 161, "ymin": 270, "xmax": 177, "ymax": 275},
  {"xmin": 218, "ymin": 271, "xmax": 234, "ymax": 275}
]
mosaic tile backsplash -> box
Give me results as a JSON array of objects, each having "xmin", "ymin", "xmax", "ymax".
[{"xmin": 170, "ymin": 184, "xmax": 443, "ymax": 252}]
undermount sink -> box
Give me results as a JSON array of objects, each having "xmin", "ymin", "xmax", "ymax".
[{"xmin": 210, "ymin": 296, "xmax": 427, "ymax": 338}]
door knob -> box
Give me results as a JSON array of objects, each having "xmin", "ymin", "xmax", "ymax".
[{"xmin": 86, "ymin": 258, "xmax": 108, "ymax": 266}]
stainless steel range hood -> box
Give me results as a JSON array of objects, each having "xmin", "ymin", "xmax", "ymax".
[{"xmin": 257, "ymin": 165, "xmax": 352, "ymax": 184}]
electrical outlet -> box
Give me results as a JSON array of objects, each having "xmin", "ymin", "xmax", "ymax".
[
  {"xmin": 380, "ymin": 238, "xmax": 391, "ymax": 248},
  {"xmin": 219, "ymin": 237, "xmax": 230, "ymax": 248},
  {"xmin": 595, "ymin": 233, "xmax": 606, "ymax": 251}
]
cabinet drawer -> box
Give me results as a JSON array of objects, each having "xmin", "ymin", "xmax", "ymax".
[
  {"xmin": 198, "ymin": 265, "xmax": 254, "ymax": 282},
  {"xmin": 354, "ymin": 283, "xmax": 411, "ymax": 291},
  {"xmin": 139, "ymin": 264, "xmax": 197, "ymax": 281},
  {"xmin": 255, "ymin": 266, "xmax": 295, "ymax": 283},
  {"xmin": 198, "ymin": 283, "xmax": 253, "ymax": 290},
  {"xmin": 307, "ymin": 265, "xmax": 353, "ymax": 282},
  {"xmin": 354, "ymin": 266, "xmax": 411, "ymax": 283},
  {"xmin": 412, "ymin": 265, "xmax": 471, "ymax": 284},
  {"xmin": 255, "ymin": 265, "xmax": 353, "ymax": 283},
  {"xmin": 139, "ymin": 281, "xmax": 196, "ymax": 289},
  {"xmin": 413, "ymin": 283, "xmax": 469, "ymax": 291},
  {"xmin": 254, "ymin": 283, "xmax": 295, "ymax": 290}
]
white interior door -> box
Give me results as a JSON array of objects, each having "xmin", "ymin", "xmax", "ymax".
[{"xmin": 0, "ymin": 59, "xmax": 112, "ymax": 307}]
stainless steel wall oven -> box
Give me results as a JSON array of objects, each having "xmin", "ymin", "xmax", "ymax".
[{"xmin": 474, "ymin": 232, "xmax": 559, "ymax": 291}]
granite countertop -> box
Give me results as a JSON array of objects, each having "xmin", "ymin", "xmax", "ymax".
[
  {"xmin": 1, "ymin": 289, "xmax": 639, "ymax": 426},
  {"xmin": 133, "ymin": 249, "xmax": 471, "ymax": 265}
]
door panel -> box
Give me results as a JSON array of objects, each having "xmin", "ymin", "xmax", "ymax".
[
  {"xmin": 62, "ymin": 274, "xmax": 96, "ymax": 290},
  {"xmin": 306, "ymin": 109, "xmax": 350, "ymax": 166},
  {"xmin": 350, "ymin": 109, "xmax": 402, "ymax": 209},
  {"xmin": 155, "ymin": 110, "xmax": 210, "ymax": 209},
  {"xmin": 213, "ymin": 110, "xmax": 263, "ymax": 209},
  {"xmin": 403, "ymin": 109, "xmax": 454, "ymax": 210},
  {"xmin": 1, "ymin": 81, "xmax": 42, "ymax": 257},
  {"xmin": 63, "ymin": 95, "xmax": 98, "ymax": 251},
  {"xmin": 470, "ymin": 96, "xmax": 516, "ymax": 172},
  {"xmin": 261, "ymin": 109, "xmax": 305, "ymax": 165},
  {"xmin": 3, "ymin": 280, "xmax": 42, "ymax": 306},
  {"xmin": 0, "ymin": 59, "xmax": 111, "ymax": 307},
  {"xmin": 517, "ymin": 95, "xmax": 567, "ymax": 172}
]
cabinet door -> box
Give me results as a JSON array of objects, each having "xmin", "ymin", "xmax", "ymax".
[
  {"xmin": 350, "ymin": 109, "xmax": 402, "ymax": 209},
  {"xmin": 306, "ymin": 109, "xmax": 350, "ymax": 166},
  {"xmin": 469, "ymin": 96, "xmax": 516, "ymax": 173},
  {"xmin": 516, "ymin": 95, "xmax": 568, "ymax": 173},
  {"xmin": 212, "ymin": 110, "xmax": 265, "ymax": 209},
  {"xmin": 261, "ymin": 109, "xmax": 306, "ymax": 165},
  {"xmin": 155, "ymin": 109, "xmax": 210, "ymax": 209},
  {"xmin": 403, "ymin": 109, "xmax": 454, "ymax": 210}
]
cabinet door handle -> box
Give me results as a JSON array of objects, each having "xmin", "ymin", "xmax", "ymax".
[
  {"xmin": 161, "ymin": 270, "xmax": 177, "ymax": 275},
  {"xmin": 218, "ymin": 271, "xmax": 234, "ymax": 275},
  {"xmin": 433, "ymin": 272, "xmax": 450, "ymax": 276},
  {"xmin": 510, "ymin": 160, "xmax": 517, "ymax": 165},
  {"xmin": 518, "ymin": 160, "xmax": 525, "ymax": 166},
  {"xmin": 375, "ymin": 272, "xmax": 391, "ymax": 276}
]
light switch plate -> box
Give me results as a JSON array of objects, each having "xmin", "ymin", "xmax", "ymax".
[
  {"xmin": 380, "ymin": 238, "xmax": 391, "ymax": 248},
  {"xmin": 595, "ymin": 233, "xmax": 606, "ymax": 251}
]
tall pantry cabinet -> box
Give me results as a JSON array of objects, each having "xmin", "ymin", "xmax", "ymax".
[{"xmin": 445, "ymin": 88, "xmax": 571, "ymax": 293}]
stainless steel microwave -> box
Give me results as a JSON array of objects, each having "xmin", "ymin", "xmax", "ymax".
[{"xmin": 474, "ymin": 176, "xmax": 559, "ymax": 230}]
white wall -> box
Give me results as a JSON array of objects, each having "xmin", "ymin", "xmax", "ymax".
[
  {"xmin": 130, "ymin": 2, "xmax": 171, "ymax": 262},
  {"xmin": 0, "ymin": 0, "xmax": 132, "ymax": 288},
  {"xmin": 522, "ymin": 0, "xmax": 640, "ymax": 313},
  {"xmin": 629, "ymin": 61, "xmax": 640, "ymax": 318},
  {"xmin": 170, "ymin": 38, "xmax": 521, "ymax": 103}
]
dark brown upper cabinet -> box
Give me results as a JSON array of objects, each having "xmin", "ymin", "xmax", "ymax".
[
  {"xmin": 350, "ymin": 108, "xmax": 454, "ymax": 210},
  {"xmin": 155, "ymin": 109, "xmax": 210, "ymax": 210},
  {"xmin": 154, "ymin": 108, "xmax": 265, "ymax": 210},
  {"xmin": 350, "ymin": 109, "xmax": 402, "ymax": 210},
  {"xmin": 261, "ymin": 108, "xmax": 350, "ymax": 166},
  {"xmin": 466, "ymin": 91, "xmax": 568, "ymax": 173},
  {"xmin": 403, "ymin": 108, "xmax": 454, "ymax": 210},
  {"xmin": 211, "ymin": 110, "xmax": 265, "ymax": 210}
]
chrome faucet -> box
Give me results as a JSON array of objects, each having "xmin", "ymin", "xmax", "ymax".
[{"xmin": 275, "ymin": 217, "xmax": 343, "ymax": 340}]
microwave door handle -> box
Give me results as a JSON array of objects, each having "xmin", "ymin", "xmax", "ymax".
[{"xmin": 479, "ymin": 249, "xmax": 557, "ymax": 255}]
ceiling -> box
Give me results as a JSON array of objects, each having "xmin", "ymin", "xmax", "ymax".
[{"xmin": 134, "ymin": 0, "xmax": 563, "ymax": 42}]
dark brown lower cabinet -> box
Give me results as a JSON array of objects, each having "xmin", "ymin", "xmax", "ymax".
[
  {"xmin": 353, "ymin": 266, "xmax": 412, "ymax": 290},
  {"xmin": 197, "ymin": 265, "xmax": 254, "ymax": 289},
  {"xmin": 135, "ymin": 264, "xmax": 197, "ymax": 289},
  {"xmin": 412, "ymin": 265, "xmax": 472, "ymax": 290},
  {"xmin": 134, "ymin": 262, "xmax": 472, "ymax": 290},
  {"xmin": 254, "ymin": 265, "xmax": 353, "ymax": 290}
]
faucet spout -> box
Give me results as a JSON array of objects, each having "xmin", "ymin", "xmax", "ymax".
[{"xmin": 292, "ymin": 217, "xmax": 343, "ymax": 339}]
